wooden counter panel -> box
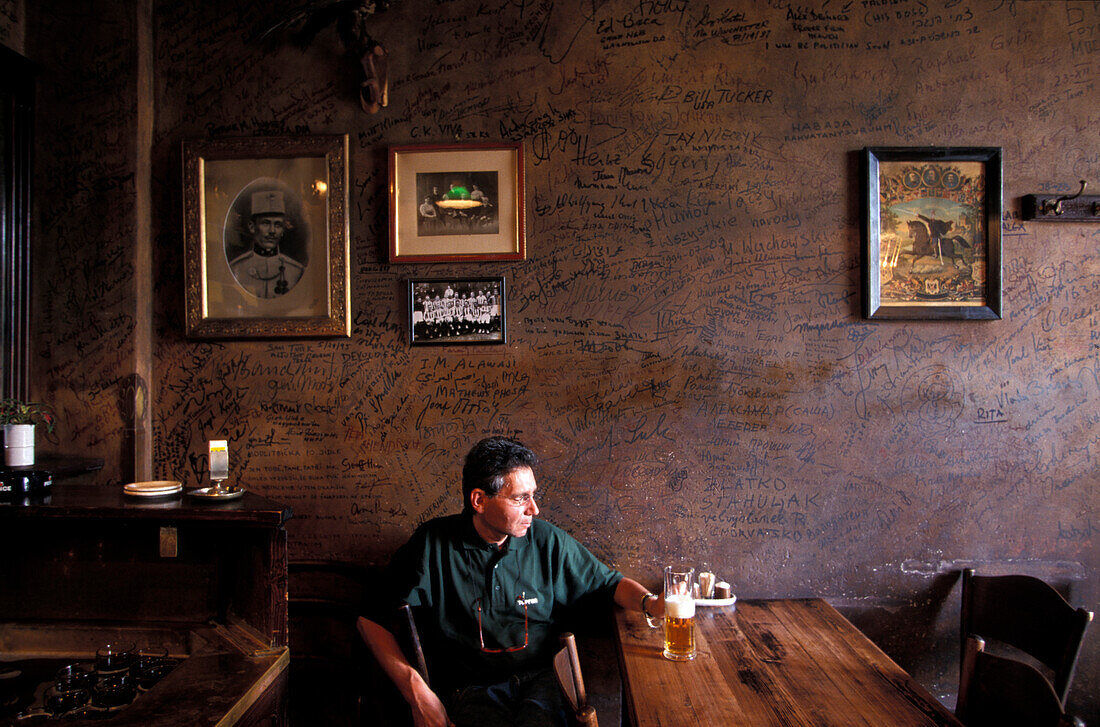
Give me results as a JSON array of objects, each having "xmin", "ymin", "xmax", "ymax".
[
  {"xmin": 1, "ymin": 485, "xmax": 291, "ymax": 724},
  {"xmin": 0, "ymin": 486, "xmax": 289, "ymax": 648}
]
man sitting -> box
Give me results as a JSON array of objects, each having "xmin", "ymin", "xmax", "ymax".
[{"xmin": 358, "ymin": 436, "xmax": 663, "ymax": 727}]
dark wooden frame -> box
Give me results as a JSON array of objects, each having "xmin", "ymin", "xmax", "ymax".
[
  {"xmin": 0, "ymin": 45, "xmax": 37, "ymax": 400},
  {"xmin": 863, "ymin": 146, "xmax": 1002, "ymax": 320},
  {"xmin": 389, "ymin": 142, "xmax": 526, "ymax": 263},
  {"xmin": 182, "ymin": 135, "xmax": 351, "ymax": 338},
  {"xmin": 407, "ymin": 276, "xmax": 507, "ymax": 346}
]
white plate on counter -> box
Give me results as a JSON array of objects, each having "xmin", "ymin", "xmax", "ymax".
[
  {"xmin": 695, "ymin": 595, "xmax": 737, "ymax": 607},
  {"xmin": 123, "ymin": 480, "xmax": 183, "ymax": 497}
]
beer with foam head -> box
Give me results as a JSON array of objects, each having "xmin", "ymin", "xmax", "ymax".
[
  {"xmin": 663, "ymin": 566, "xmax": 696, "ymax": 661},
  {"xmin": 663, "ymin": 593, "xmax": 696, "ymax": 660}
]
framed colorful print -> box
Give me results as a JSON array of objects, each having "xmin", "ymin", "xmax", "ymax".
[
  {"xmin": 408, "ymin": 277, "xmax": 507, "ymax": 346},
  {"xmin": 863, "ymin": 147, "xmax": 1002, "ymax": 320},
  {"xmin": 182, "ymin": 135, "xmax": 351, "ymax": 338},
  {"xmin": 389, "ymin": 142, "xmax": 526, "ymax": 263}
]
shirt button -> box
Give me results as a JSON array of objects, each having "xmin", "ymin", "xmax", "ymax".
[{"xmin": 495, "ymin": 586, "xmax": 500, "ymax": 590}]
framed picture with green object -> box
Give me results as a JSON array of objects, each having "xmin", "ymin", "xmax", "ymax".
[
  {"xmin": 863, "ymin": 147, "xmax": 1002, "ymax": 320},
  {"xmin": 182, "ymin": 134, "xmax": 350, "ymax": 338},
  {"xmin": 389, "ymin": 142, "xmax": 526, "ymax": 263}
]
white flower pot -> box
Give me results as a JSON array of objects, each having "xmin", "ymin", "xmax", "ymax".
[{"xmin": 4, "ymin": 423, "xmax": 35, "ymax": 466}]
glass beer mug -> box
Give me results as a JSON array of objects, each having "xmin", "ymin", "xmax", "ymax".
[{"xmin": 663, "ymin": 565, "xmax": 696, "ymax": 661}]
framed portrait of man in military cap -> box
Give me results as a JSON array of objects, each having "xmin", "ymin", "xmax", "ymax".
[
  {"xmin": 226, "ymin": 185, "xmax": 307, "ymax": 300},
  {"xmin": 183, "ymin": 135, "xmax": 351, "ymax": 338}
]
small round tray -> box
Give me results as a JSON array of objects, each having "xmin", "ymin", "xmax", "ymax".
[
  {"xmin": 695, "ymin": 595, "xmax": 737, "ymax": 608},
  {"xmin": 187, "ymin": 487, "xmax": 244, "ymax": 500}
]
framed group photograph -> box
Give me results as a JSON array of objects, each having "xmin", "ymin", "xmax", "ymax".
[
  {"xmin": 389, "ymin": 142, "xmax": 526, "ymax": 263},
  {"xmin": 182, "ymin": 135, "xmax": 351, "ymax": 338},
  {"xmin": 408, "ymin": 277, "xmax": 506, "ymax": 346},
  {"xmin": 863, "ymin": 147, "xmax": 1002, "ymax": 320}
]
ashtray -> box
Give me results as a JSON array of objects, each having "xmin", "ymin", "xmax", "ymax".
[{"xmin": 187, "ymin": 486, "xmax": 244, "ymax": 500}]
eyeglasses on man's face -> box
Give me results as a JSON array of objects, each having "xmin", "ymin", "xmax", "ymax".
[
  {"xmin": 475, "ymin": 594, "xmax": 529, "ymax": 653},
  {"xmin": 495, "ymin": 491, "xmax": 537, "ymax": 508}
]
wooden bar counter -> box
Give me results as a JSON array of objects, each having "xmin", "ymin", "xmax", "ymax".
[
  {"xmin": 0, "ymin": 484, "xmax": 291, "ymax": 725},
  {"xmin": 615, "ymin": 598, "xmax": 962, "ymax": 727},
  {"xmin": 0, "ymin": 623, "xmax": 287, "ymax": 726}
]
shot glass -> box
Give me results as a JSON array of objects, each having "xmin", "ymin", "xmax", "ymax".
[
  {"xmin": 135, "ymin": 646, "xmax": 168, "ymax": 670},
  {"xmin": 55, "ymin": 663, "xmax": 96, "ymax": 692},
  {"xmin": 44, "ymin": 685, "xmax": 90, "ymax": 715},
  {"xmin": 92, "ymin": 674, "xmax": 135, "ymax": 708},
  {"xmin": 95, "ymin": 643, "xmax": 136, "ymax": 675},
  {"xmin": 133, "ymin": 646, "xmax": 174, "ymax": 689}
]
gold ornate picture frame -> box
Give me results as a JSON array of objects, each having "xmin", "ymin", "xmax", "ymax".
[{"xmin": 183, "ymin": 135, "xmax": 351, "ymax": 338}]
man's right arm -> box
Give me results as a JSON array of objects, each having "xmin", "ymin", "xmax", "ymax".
[{"xmin": 356, "ymin": 616, "xmax": 454, "ymax": 727}]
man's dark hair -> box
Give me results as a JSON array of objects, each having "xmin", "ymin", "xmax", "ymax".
[{"xmin": 462, "ymin": 436, "xmax": 537, "ymax": 512}]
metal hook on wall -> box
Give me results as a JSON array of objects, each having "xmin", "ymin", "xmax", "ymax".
[
  {"xmin": 1023, "ymin": 179, "xmax": 1100, "ymax": 221},
  {"xmin": 1040, "ymin": 180, "xmax": 1087, "ymax": 216}
]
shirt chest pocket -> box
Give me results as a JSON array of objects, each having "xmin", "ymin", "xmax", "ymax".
[
  {"xmin": 483, "ymin": 554, "xmax": 556, "ymax": 626},
  {"xmin": 486, "ymin": 572, "xmax": 550, "ymax": 622},
  {"xmin": 508, "ymin": 588, "xmax": 552, "ymax": 626}
]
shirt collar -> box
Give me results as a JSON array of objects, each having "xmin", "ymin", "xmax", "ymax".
[{"xmin": 458, "ymin": 511, "xmax": 530, "ymax": 552}]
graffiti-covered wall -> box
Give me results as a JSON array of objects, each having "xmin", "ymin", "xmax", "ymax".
[{"xmin": 28, "ymin": 0, "xmax": 1100, "ymax": 717}]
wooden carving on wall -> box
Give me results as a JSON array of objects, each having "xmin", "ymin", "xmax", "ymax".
[{"xmin": 259, "ymin": 0, "xmax": 392, "ymax": 113}]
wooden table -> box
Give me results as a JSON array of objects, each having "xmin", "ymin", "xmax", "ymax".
[{"xmin": 614, "ymin": 598, "xmax": 963, "ymax": 727}]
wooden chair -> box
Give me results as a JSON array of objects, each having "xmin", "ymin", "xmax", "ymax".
[
  {"xmin": 956, "ymin": 635, "xmax": 1084, "ymax": 727},
  {"xmin": 960, "ymin": 568, "xmax": 1092, "ymax": 706},
  {"xmin": 554, "ymin": 632, "xmax": 599, "ymax": 727},
  {"xmin": 287, "ymin": 560, "xmax": 372, "ymax": 727},
  {"xmin": 397, "ymin": 603, "xmax": 431, "ymax": 686},
  {"xmin": 358, "ymin": 603, "xmax": 432, "ymax": 727},
  {"xmin": 389, "ymin": 609, "xmax": 605, "ymax": 727}
]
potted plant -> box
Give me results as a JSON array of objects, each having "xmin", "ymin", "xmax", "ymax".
[{"xmin": 0, "ymin": 398, "xmax": 56, "ymax": 467}]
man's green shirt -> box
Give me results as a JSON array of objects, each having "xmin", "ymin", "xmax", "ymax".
[{"xmin": 374, "ymin": 513, "xmax": 623, "ymax": 692}]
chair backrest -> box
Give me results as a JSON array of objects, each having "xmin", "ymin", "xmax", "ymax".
[
  {"xmin": 389, "ymin": 613, "xmax": 600, "ymax": 727},
  {"xmin": 288, "ymin": 560, "xmax": 373, "ymax": 727},
  {"xmin": 554, "ymin": 632, "xmax": 599, "ymax": 727},
  {"xmin": 956, "ymin": 636, "xmax": 1084, "ymax": 727},
  {"xmin": 358, "ymin": 601, "xmax": 433, "ymax": 727},
  {"xmin": 398, "ymin": 603, "xmax": 431, "ymax": 687},
  {"xmin": 960, "ymin": 568, "xmax": 1092, "ymax": 705}
]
